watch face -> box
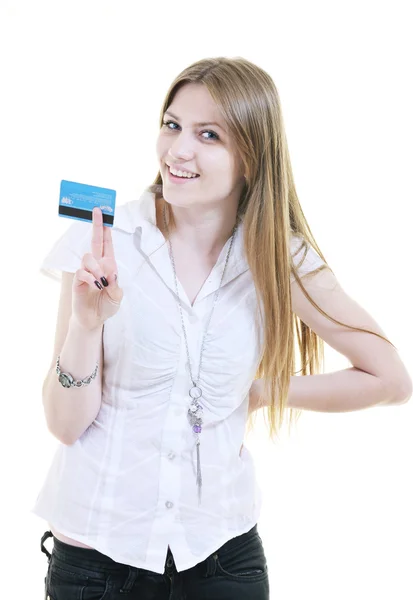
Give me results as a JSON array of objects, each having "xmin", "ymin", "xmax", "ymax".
[{"xmin": 59, "ymin": 372, "xmax": 73, "ymax": 388}]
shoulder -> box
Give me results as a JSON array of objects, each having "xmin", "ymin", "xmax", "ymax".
[{"xmin": 289, "ymin": 233, "xmax": 327, "ymax": 283}]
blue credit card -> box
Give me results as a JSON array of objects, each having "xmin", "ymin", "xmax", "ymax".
[{"xmin": 58, "ymin": 180, "xmax": 116, "ymax": 227}]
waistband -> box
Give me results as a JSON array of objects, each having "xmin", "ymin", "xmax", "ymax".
[
  {"xmin": 49, "ymin": 534, "xmax": 128, "ymax": 573},
  {"xmin": 42, "ymin": 523, "xmax": 259, "ymax": 575}
]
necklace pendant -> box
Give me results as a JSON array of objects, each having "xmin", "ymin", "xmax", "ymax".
[
  {"xmin": 188, "ymin": 384, "xmax": 203, "ymax": 433},
  {"xmin": 187, "ymin": 395, "xmax": 203, "ymax": 433}
]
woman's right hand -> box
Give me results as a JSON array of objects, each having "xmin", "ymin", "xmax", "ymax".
[{"xmin": 72, "ymin": 207, "xmax": 124, "ymax": 331}]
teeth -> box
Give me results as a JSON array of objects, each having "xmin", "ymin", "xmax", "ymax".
[{"xmin": 169, "ymin": 166, "xmax": 198, "ymax": 178}]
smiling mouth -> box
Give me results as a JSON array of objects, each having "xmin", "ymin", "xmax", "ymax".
[{"xmin": 167, "ymin": 165, "xmax": 200, "ymax": 178}]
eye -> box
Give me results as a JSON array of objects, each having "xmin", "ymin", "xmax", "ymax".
[{"xmin": 162, "ymin": 120, "xmax": 219, "ymax": 141}]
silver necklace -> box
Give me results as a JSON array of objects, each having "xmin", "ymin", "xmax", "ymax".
[{"xmin": 163, "ymin": 203, "xmax": 238, "ymax": 505}]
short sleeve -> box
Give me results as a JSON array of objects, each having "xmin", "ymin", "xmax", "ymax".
[
  {"xmin": 290, "ymin": 234, "xmax": 326, "ymax": 283},
  {"xmin": 39, "ymin": 219, "xmax": 93, "ymax": 282}
]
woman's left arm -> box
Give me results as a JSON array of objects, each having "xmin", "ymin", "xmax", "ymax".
[{"xmin": 249, "ymin": 268, "xmax": 412, "ymax": 413}]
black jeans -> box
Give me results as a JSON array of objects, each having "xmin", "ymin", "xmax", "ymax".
[{"xmin": 41, "ymin": 524, "xmax": 270, "ymax": 599}]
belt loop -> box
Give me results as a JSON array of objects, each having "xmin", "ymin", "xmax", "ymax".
[
  {"xmin": 40, "ymin": 530, "xmax": 53, "ymax": 562},
  {"xmin": 120, "ymin": 566, "xmax": 139, "ymax": 592},
  {"xmin": 204, "ymin": 552, "xmax": 218, "ymax": 578}
]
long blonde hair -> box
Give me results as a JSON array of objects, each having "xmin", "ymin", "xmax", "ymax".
[{"xmin": 148, "ymin": 56, "xmax": 395, "ymax": 442}]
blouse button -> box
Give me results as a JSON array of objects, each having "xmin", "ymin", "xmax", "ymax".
[
  {"xmin": 188, "ymin": 314, "xmax": 198, "ymax": 324},
  {"xmin": 168, "ymin": 451, "xmax": 175, "ymax": 460},
  {"xmin": 165, "ymin": 501, "xmax": 174, "ymax": 509}
]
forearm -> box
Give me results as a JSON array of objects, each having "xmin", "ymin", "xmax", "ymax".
[
  {"xmin": 42, "ymin": 317, "xmax": 103, "ymax": 444},
  {"xmin": 249, "ymin": 367, "xmax": 408, "ymax": 414}
]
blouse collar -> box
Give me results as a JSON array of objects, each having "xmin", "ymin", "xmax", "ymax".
[{"xmin": 113, "ymin": 188, "xmax": 250, "ymax": 308}]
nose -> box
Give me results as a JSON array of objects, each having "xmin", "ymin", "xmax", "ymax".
[{"xmin": 168, "ymin": 130, "xmax": 196, "ymax": 161}]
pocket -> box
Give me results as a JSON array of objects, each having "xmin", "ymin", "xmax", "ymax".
[
  {"xmin": 214, "ymin": 532, "xmax": 269, "ymax": 582},
  {"xmin": 48, "ymin": 555, "xmax": 111, "ymax": 600}
]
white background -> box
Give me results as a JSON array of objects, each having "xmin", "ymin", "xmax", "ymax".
[{"xmin": 1, "ymin": 1, "xmax": 412, "ymax": 598}]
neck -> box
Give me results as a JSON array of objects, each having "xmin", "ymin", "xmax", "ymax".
[{"xmin": 158, "ymin": 198, "xmax": 238, "ymax": 258}]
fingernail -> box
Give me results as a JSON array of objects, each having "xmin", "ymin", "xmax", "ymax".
[
  {"xmin": 100, "ymin": 276, "xmax": 109, "ymax": 287},
  {"xmin": 94, "ymin": 280, "xmax": 103, "ymax": 290}
]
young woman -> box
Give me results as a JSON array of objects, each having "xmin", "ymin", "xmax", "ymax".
[{"xmin": 33, "ymin": 56, "xmax": 411, "ymax": 600}]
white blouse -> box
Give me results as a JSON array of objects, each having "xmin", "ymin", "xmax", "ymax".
[{"xmin": 31, "ymin": 188, "xmax": 325, "ymax": 574}]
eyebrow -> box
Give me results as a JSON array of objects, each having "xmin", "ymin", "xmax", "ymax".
[{"xmin": 164, "ymin": 111, "xmax": 225, "ymax": 131}]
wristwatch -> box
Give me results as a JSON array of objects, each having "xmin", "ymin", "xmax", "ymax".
[{"xmin": 56, "ymin": 355, "xmax": 99, "ymax": 388}]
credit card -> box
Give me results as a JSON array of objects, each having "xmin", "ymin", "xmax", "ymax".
[{"xmin": 58, "ymin": 180, "xmax": 116, "ymax": 227}]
